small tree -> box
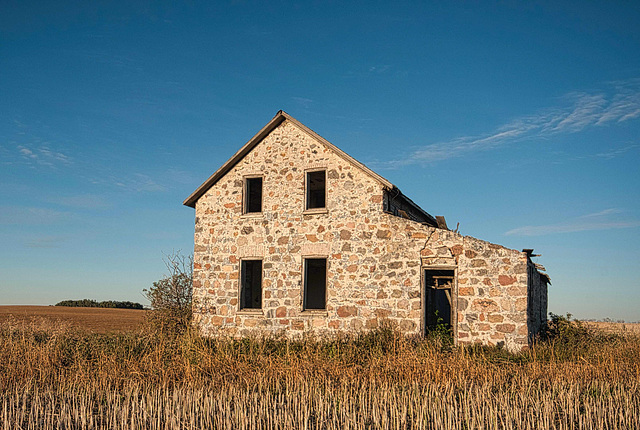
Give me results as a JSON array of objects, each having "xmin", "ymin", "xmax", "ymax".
[{"xmin": 143, "ymin": 252, "xmax": 193, "ymax": 333}]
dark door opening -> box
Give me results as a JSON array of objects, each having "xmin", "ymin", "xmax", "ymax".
[{"xmin": 424, "ymin": 269, "xmax": 454, "ymax": 332}]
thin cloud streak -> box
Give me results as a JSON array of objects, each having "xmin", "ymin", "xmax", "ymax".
[
  {"xmin": 291, "ymin": 97, "xmax": 314, "ymax": 109},
  {"xmin": 505, "ymin": 208, "xmax": 640, "ymax": 236},
  {"xmin": 382, "ymin": 79, "xmax": 640, "ymax": 166},
  {"xmin": 52, "ymin": 194, "xmax": 111, "ymax": 209},
  {"xmin": 505, "ymin": 220, "xmax": 640, "ymax": 236},
  {"xmin": 25, "ymin": 236, "xmax": 68, "ymax": 248},
  {"xmin": 579, "ymin": 208, "xmax": 623, "ymax": 218},
  {"xmin": 114, "ymin": 173, "xmax": 166, "ymax": 193},
  {"xmin": 17, "ymin": 145, "xmax": 72, "ymax": 168},
  {"xmin": 591, "ymin": 144, "xmax": 639, "ymax": 160},
  {"xmin": 0, "ymin": 206, "xmax": 74, "ymax": 225}
]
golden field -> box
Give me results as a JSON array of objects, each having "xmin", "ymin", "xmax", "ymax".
[
  {"xmin": 583, "ymin": 320, "xmax": 640, "ymax": 335},
  {"xmin": 0, "ymin": 308, "xmax": 639, "ymax": 429},
  {"xmin": 0, "ymin": 305, "xmax": 146, "ymax": 333}
]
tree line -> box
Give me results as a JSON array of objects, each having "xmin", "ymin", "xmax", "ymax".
[{"xmin": 55, "ymin": 299, "xmax": 144, "ymax": 310}]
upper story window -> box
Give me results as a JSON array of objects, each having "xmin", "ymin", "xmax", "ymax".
[
  {"xmin": 305, "ymin": 170, "xmax": 326, "ymax": 210},
  {"xmin": 243, "ymin": 176, "xmax": 262, "ymax": 214}
]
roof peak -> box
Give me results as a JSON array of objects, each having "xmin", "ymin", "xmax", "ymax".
[{"xmin": 183, "ymin": 111, "xmax": 398, "ymax": 208}]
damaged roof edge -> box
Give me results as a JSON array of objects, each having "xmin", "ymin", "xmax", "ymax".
[
  {"xmin": 523, "ymin": 248, "xmax": 551, "ymax": 285},
  {"xmin": 390, "ymin": 186, "xmax": 438, "ymax": 227}
]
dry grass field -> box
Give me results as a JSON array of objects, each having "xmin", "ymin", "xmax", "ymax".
[
  {"xmin": 583, "ymin": 320, "xmax": 640, "ymax": 335},
  {"xmin": 0, "ymin": 305, "xmax": 146, "ymax": 333},
  {"xmin": 1, "ymin": 309, "xmax": 639, "ymax": 429}
]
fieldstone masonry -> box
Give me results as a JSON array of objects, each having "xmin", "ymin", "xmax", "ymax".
[{"xmin": 186, "ymin": 112, "xmax": 549, "ymax": 352}]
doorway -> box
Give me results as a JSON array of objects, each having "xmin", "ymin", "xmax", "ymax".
[{"xmin": 424, "ymin": 269, "xmax": 455, "ymax": 332}]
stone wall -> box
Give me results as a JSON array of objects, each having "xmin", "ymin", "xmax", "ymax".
[{"xmin": 191, "ymin": 119, "xmax": 544, "ymax": 351}]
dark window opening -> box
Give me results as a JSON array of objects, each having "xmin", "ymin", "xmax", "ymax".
[
  {"xmin": 306, "ymin": 171, "xmax": 326, "ymax": 210},
  {"xmin": 304, "ymin": 258, "xmax": 327, "ymax": 310},
  {"xmin": 240, "ymin": 260, "xmax": 262, "ymax": 309},
  {"xmin": 424, "ymin": 269, "xmax": 454, "ymax": 332},
  {"xmin": 244, "ymin": 177, "xmax": 262, "ymax": 213}
]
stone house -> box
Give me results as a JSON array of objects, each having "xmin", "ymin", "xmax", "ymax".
[{"xmin": 184, "ymin": 111, "xmax": 549, "ymax": 351}]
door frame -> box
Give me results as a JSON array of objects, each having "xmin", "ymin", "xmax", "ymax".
[{"xmin": 422, "ymin": 265, "xmax": 458, "ymax": 344}]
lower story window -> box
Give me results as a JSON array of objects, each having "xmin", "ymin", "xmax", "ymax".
[
  {"xmin": 304, "ymin": 258, "xmax": 327, "ymax": 310},
  {"xmin": 240, "ymin": 260, "xmax": 262, "ymax": 309}
]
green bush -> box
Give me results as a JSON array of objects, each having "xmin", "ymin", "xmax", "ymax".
[
  {"xmin": 143, "ymin": 252, "xmax": 193, "ymax": 334},
  {"xmin": 541, "ymin": 313, "xmax": 592, "ymax": 343}
]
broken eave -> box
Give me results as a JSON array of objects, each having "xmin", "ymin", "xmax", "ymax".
[{"xmin": 385, "ymin": 186, "xmax": 438, "ymax": 227}]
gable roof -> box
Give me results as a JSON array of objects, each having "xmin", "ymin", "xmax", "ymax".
[
  {"xmin": 183, "ymin": 111, "xmax": 436, "ymax": 230},
  {"xmin": 183, "ymin": 110, "xmax": 395, "ymax": 208}
]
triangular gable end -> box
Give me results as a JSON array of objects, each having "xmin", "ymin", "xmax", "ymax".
[{"xmin": 183, "ymin": 110, "xmax": 394, "ymax": 208}]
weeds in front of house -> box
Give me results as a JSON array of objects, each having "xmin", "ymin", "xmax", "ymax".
[
  {"xmin": 1, "ymin": 317, "xmax": 639, "ymax": 429},
  {"xmin": 424, "ymin": 310, "xmax": 454, "ymax": 350}
]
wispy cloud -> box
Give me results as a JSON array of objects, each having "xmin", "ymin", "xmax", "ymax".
[
  {"xmin": 563, "ymin": 143, "xmax": 639, "ymax": 161},
  {"xmin": 164, "ymin": 168, "xmax": 200, "ymax": 186},
  {"xmin": 550, "ymin": 93, "xmax": 608, "ymax": 132},
  {"xmin": 291, "ymin": 97, "xmax": 314, "ymax": 109},
  {"xmin": 17, "ymin": 145, "xmax": 72, "ymax": 168},
  {"xmin": 591, "ymin": 144, "xmax": 639, "ymax": 160},
  {"xmin": 25, "ymin": 236, "xmax": 68, "ymax": 248},
  {"xmin": 368, "ymin": 65, "xmax": 391, "ymax": 74},
  {"xmin": 0, "ymin": 206, "xmax": 74, "ymax": 225},
  {"xmin": 51, "ymin": 194, "xmax": 111, "ymax": 209},
  {"xmin": 0, "ymin": 144, "xmax": 11, "ymax": 165},
  {"xmin": 19, "ymin": 146, "xmax": 37, "ymax": 159},
  {"xmin": 380, "ymin": 79, "xmax": 640, "ymax": 166},
  {"xmin": 114, "ymin": 173, "xmax": 166, "ymax": 192},
  {"xmin": 505, "ymin": 208, "xmax": 640, "ymax": 236},
  {"xmin": 579, "ymin": 208, "xmax": 623, "ymax": 218}
]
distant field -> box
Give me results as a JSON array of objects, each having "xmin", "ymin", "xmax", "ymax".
[
  {"xmin": 583, "ymin": 321, "xmax": 640, "ymax": 334},
  {"xmin": 0, "ymin": 305, "xmax": 146, "ymax": 333}
]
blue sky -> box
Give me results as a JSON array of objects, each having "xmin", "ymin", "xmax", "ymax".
[{"xmin": 1, "ymin": 1, "xmax": 639, "ymax": 320}]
